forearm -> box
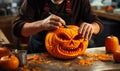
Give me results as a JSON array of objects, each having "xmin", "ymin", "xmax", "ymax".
[{"xmin": 21, "ymin": 20, "xmax": 44, "ymax": 37}]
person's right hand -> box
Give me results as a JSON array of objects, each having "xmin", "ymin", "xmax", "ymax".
[{"xmin": 41, "ymin": 14, "xmax": 66, "ymax": 31}]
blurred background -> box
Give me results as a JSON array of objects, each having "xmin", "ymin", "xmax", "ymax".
[{"xmin": 0, "ymin": 0, "xmax": 120, "ymax": 49}]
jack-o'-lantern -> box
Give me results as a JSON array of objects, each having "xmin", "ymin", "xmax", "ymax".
[{"xmin": 45, "ymin": 25, "xmax": 88, "ymax": 59}]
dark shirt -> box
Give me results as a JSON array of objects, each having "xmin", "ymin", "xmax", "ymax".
[{"xmin": 12, "ymin": 0, "xmax": 103, "ymax": 53}]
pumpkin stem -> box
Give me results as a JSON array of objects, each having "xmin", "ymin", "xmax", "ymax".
[
  {"xmin": 111, "ymin": 35, "xmax": 114, "ymax": 37},
  {"xmin": 8, "ymin": 54, "xmax": 12, "ymax": 58}
]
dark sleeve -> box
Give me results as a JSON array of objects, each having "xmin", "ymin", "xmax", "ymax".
[
  {"xmin": 12, "ymin": 0, "xmax": 36, "ymax": 37},
  {"xmin": 79, "ymin": 0, "xmax": 103, "ymax": 34}
]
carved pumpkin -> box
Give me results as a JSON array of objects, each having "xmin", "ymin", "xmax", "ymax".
[
  {"xmin": 105, "ymin": 35, "xmax": 119, "ymax": 53},
  {"xmin": 45, "ymin": 25, "xmax": 88, "ymax": 59},
  {"xmin": 0, "ymin": 54, "xmax": 19, "ymax": 70},
  {"xmin": 0, "ymin": 47, "xmax": 11, "ymax": 58}
]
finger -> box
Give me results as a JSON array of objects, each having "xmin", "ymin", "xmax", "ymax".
[
  {"xmin": 84, "ymin": 26, "xmax": 91, "ymax": 40},
  {"xmin": 59, "ymin": 18, "xmax": 66, "ymax": 26},
  {"xmin": 53, "ymin": 14, "xmax": 66, "ymax": 25},
  {"xmin": 49, "ymin": 21, "xmax": 60, "ymax": 26},
  {"xmin": 50, "ymin": 14, "xmax": 61, "ymax": 22},
  {"xmin": 88, "ymin": 28, "xmax": 93, "ymax": 40},
  {"xmin": 79, "ymin": 23, "xmax": 86, "ymax": 34},
  {"xmin": 47, "ymin": 23, "xmax": 59, "ymax": 30},
  {"xmin": 50, "ymin": 17, "xmax": 60, "ymax": 22},
  {"xmin": 50, "ymin": 18, "xmax": 65, "ymax": 26},
  {"xmin": 50, "ymin": 15, "xmax": 65, "ymax": 26},
  {"xmin": 81, "ymin": 24, "xmax": 88, "ymax": 38},
  {"xmin": 50, "ymin": 24, "xmax": 59, "ymax": 29}
]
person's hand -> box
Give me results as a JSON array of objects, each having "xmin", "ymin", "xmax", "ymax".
[
  {"xmin": 79, "ymin": 22, "xmax": 94, "ymax": 40},
  {"xmin": 41, "ymin": 14, "xmax": 65, "ymax": 30}
]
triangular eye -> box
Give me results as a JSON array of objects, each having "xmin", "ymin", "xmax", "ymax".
[
  {"xmin": 57, "ymin": 34, "xmax": 69, "ymax": 40},
  {"xmin": 74, "ymin": 35, "xmax": 82, "ymax": 40}
]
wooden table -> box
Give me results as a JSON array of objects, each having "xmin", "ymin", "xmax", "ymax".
[
  {"xmin": 94, "ymin": 10, "xmax": 120, "ymax": 22},
  {"xmin": 16, "ymin": 47, "xmax": 120, "ymax": 71},
  {"xmin": 0, "ymin": 29, "xmax": 10, "ymax": 45}
]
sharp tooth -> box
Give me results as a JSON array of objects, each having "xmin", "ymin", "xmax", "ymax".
[
  {"xmin": 66, "ymin": 51, "xmax": 69, "ymax": 54},
  {"xmin": 70, "ymin": 51, "xmax": 73, "ymax": 54}
]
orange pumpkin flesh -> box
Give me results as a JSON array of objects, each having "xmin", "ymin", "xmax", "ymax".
[
  {"xmin": 0, "ymin": 54, "xmax": 19, "ymax": 70},
  {"xmin": 45, "ymin": 25, "xmax": 88, "ymax": 59},
  {"xmin": 0, "ymin": 47, "xmax": 11, "ymax": 58},
  {"xmin": 105, "ymin": 35, "xmax": 119, "ymax": 53}
]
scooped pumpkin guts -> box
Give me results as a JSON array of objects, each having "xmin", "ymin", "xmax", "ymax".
[{"xmin": 45, "ymin": 25, "xmax": 88, "ymax": 59}]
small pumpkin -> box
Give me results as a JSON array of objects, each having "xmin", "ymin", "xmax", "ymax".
[
  {"xmin": 105, "ymin": 35, "xmax": 119, "ymax": 53},
  {"xmin": 0, "ymin": 54, "xmax": 19, "ymax": 70},
  {"xmin": 0, "ymin": 47, "xmax": 11, "ymax": 58},
  {"xmin": 113, "ymin": 50, "xmax": 120, "ymax": 63},
  {"xmin": 45, "ymin": 25, "xmax": 88, "ymax": 59},
  {"xmin": 105, "ymin": 6, "xmax": 114, "ymax": 12}
]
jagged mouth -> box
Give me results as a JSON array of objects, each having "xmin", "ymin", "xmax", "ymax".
[{"xmin": 57, "ymin": 43, "xmax": 83, "ymax": 56}]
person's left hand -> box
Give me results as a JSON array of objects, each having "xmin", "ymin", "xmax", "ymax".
[{"xmin": 78, "ymin": 22, "xmax": 94, "ymax": 40}]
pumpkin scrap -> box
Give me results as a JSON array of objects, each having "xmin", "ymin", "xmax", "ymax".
[
  {"xmin": 94, "ymin": 54, "xmax": 113, "ymax": 61},
  {"xmin": 27, "ymin": 54, "xmax": 51, "ymax": 64},
  {"xmin": 83, "ymin": 53, "xmax": 113, "ymax": 61},
  {"xmin": 19, "ymin": 65, "xmax": 30, "ymax": 71},
  {"xmin": 45, "ymin": 25, "xmax": 88, "ymax": 59},
  {"xmin": 19, "ymin": 54, "xmax": 51, "ymax": 71},
  {"xmin": 19, "ymin": 65, "xmax": 42, "ymax": 71},
  {"xmin": 63, "ymin": 62, "xmax": 71, "ymax": 66},
  {"xmin": 77, "ymin": 59, "xmax": 93, "ymax": 66},
  {"xmin": 27, "ymin": 55, "xmax": 40, "ymax": 61},
  {"xmin": 77, "ymin": 53, "xmax": 113, "ymax": 66}
]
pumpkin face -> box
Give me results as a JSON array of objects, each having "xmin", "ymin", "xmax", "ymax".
[
  {"xmin": 105, "ymin": 35, "xmax": 119, "ymax": 53},
  {"xmin": 45, "ymin": 25, "xmax": 88, "ymax": 59},
  {"xmin": 0, "ymin": 54, "xmax": 19, "ymax": 70}
]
